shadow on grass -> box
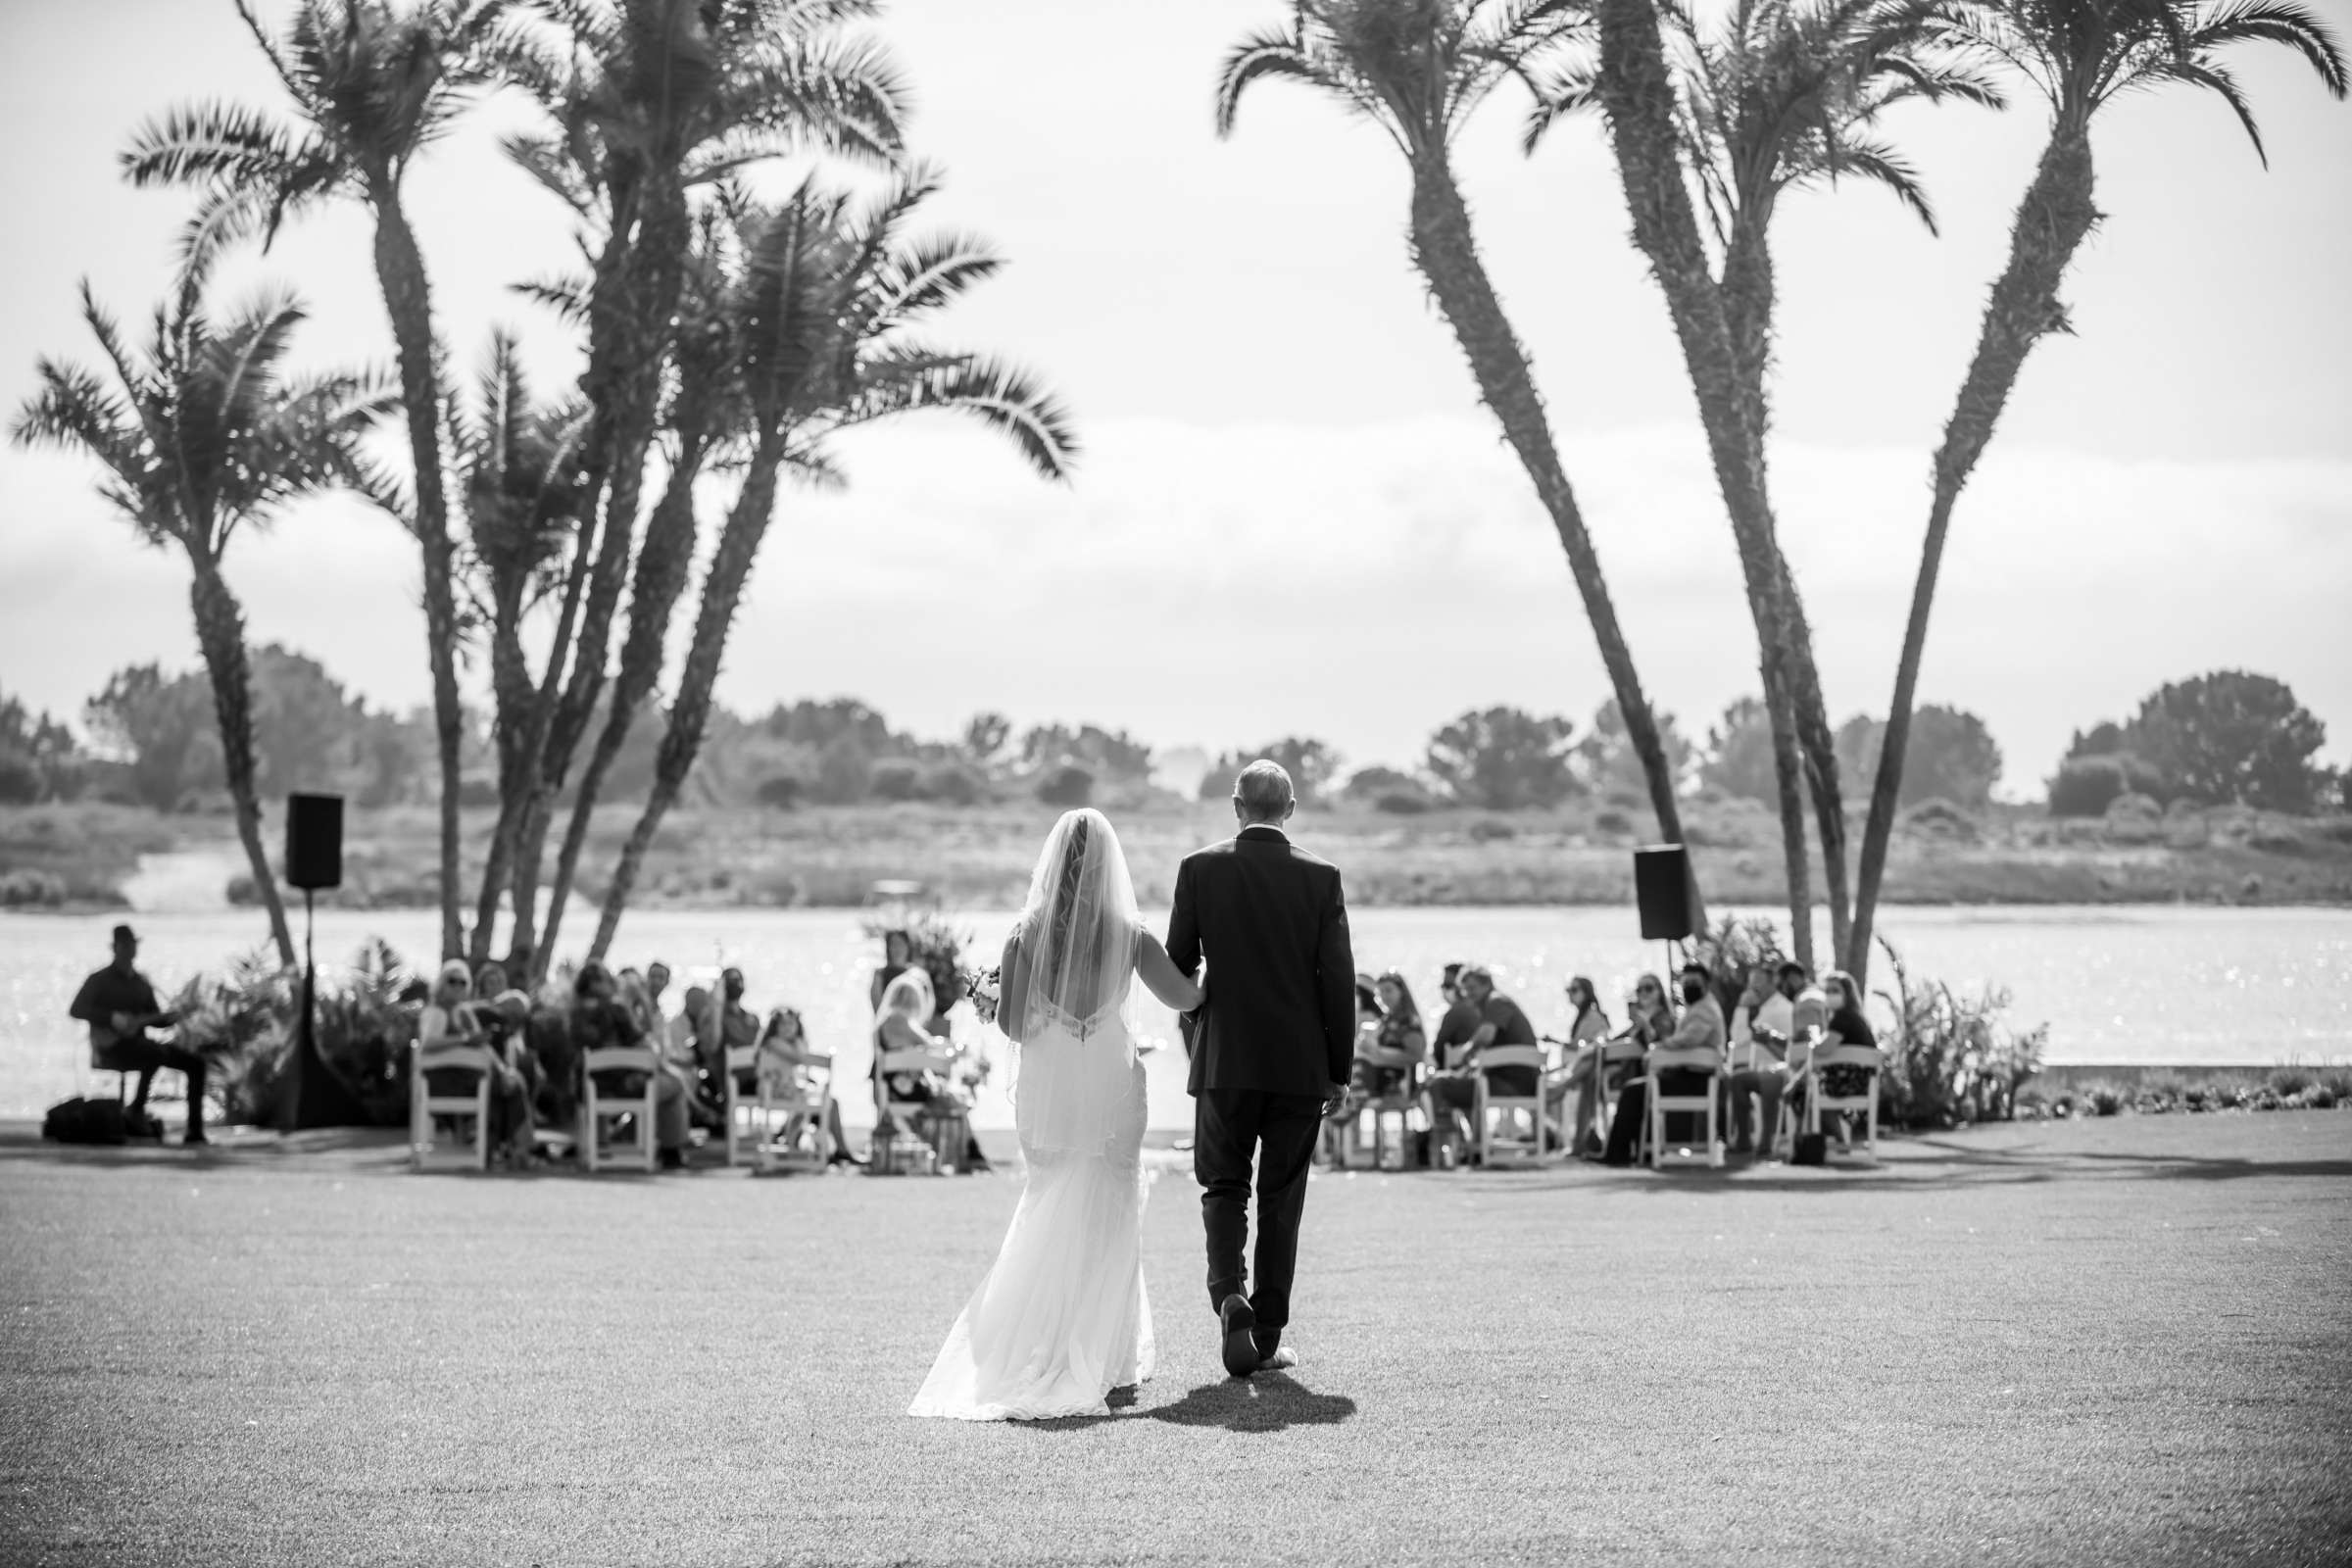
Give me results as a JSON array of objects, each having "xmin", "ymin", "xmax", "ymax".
[
  {"xmin": 1420, "ymin": 1133, "xmax": 2352, "ymax": 1196},
  {"xmin": 1031, "ymin": 1374, "xmax": 1356, "ymax": 1434}
]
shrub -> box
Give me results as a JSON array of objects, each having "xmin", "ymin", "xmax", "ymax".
[
  {"xmin": 2047, "ymin": 754, "xmax": 2166, "ymax": 817},
  {"xmin": 0, "ymin": 867, "xmax": 67, "ymax": 906},
  {"xmin": 2249, "ymin": 829, "xmax": 2310, "ymax": 857},
  {"xmin": 1035, "ymin": 764, "xmax": 1094, "ymax": 807},
  {"xmin": 226, "ymin": 873, "xmax": 259, "ymax": 906},
  {"xmin": 2269, "ymin": 1066, "xmax": 2314, "ymax": 1098},
  {"xmin": 1467, "ymin": 817, "xmax": 1516, "ymax": 843},
  {"xmin": 1903, "ymin": 798, "xmax": 1979, "ymax": 841},
  {"xmin": 172, "ymin": 942, "xmax": 413, "ymax": 1128},
  {"xmin": 1874, "ymin": 937, "xmax": 2047, "ymax": 1128},
  {"xmin": 1592, "ymin": 808, "xmax": 1634, "ymax": 837},
  {"xmin": 754, "ymin": 775, "xmax": 803, "ymax": 810},
  {"xmin": 918, "ymin": 761, "xmax": 988, "ymax": 807},
  {"xmin": 1374, "ymin": 791, "xmax": 1432, "ymax": 815},
  {"xmin": 868, "ymin": 758, "xmax": 923, "ymax": 802},
  {"xmin": 2083, "ymin": 1083, "xmax": 2125, "ymax": 1117}
]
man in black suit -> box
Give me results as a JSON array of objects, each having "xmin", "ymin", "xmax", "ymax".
[{"xmin": 1167, "ymin": 760, "xmax": 1355, "ymax": 1378}]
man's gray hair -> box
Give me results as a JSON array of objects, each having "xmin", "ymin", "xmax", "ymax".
[{"xmin": 1233, "ymin": 759, "xmax": 1296, "ymax": 821}]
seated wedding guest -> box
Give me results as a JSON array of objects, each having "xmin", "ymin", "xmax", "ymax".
[
  {"xmin": 754, "ymin": 1006, "xmax": 859, "ymax": 1166},
  {"xmin": 421, "ymin": 959, "xmax": 533, "ymax": 1165},
  {"xmin": 1422, "ymin": 965, "xmax": 1541, "ymax": 1164},
  {"xmin": 616, "ymin": 968, "xmax": 661, "ymax": 1040},
  {"xmin": 574, "ymin": 960, "xmax": 687, "ymax": 1170},
  {"xmin": 1602, "ymin": 964, "xmax": 1727, "ymax": 1166},
  {"xmin": 873, "ymin": 968, "xmax": 989, "ymax": 1169},
  {"xmin": 1359, "ymin": 971, "xmax": 1426, "ymax": 1098},
  {"xmin": 1816, "ymin": 969, "xmax": 1881, "ymax": 1151},
  {"xmin": 869, "ymin": 929, "xmax": 915, "ymax": 1013},
  {"xmin": 644, "ymin": 960, "xmax": 673, "ymax": 1039},
  {"xmin": 1723, "ymin": 959, "xmax": 1803, "ymax": 1155},
  {"xmin": 472, "ymin": 958, "xmax": 509, "ymax": 1002},
  {"xmin": 1545, "ymin": 976, "xmax": 1614, "ymax": 1158},
  {"xmin": 68, "ymin": 924, "xmax": 205, "ymax": 1146},
  {"xmin": 695, "ymin": 967, "xmax": 761, "ymax": 1121},
  {"xmin": 1321, "ymin": 975, "xmax": 1388, "ymax": 1158},
  {"xmin": 1429, "ymin": 961, "xmax": 1481, "ymax": 1071}
]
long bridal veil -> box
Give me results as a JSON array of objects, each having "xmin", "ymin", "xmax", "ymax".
[
  {"xmin": 1007, "ymin": 807, "xmax": 1146, "ymax": 1159},
  {"xmin": 907, "ymin": 807, "xmax": 1155, "ymax": 1420}
]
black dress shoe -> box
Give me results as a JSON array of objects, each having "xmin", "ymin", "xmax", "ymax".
[
  {"xmin": 1252, "ymin": 1325, "xmax": 1282, "ymax": 1363},
  {"xmin": 1219, "ymin": 1295, "xmax": 1260, "ymax": 1378}
]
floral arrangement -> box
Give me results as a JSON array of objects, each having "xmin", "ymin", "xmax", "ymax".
[
  {"xmin": 966, "ymin": 965, "xmax": 1002, "ymax": 1027},
  {"xmin": 861, "ymin": 908, "xmax": 975, "ymax": 1022}
]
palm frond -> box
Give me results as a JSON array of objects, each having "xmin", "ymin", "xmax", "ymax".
[
  {"xmin": 1215, "ymin": 26, "xmax": 1315, "ymax": 137},
  {"xmin": 834, "ymin": 351, "xmax": 1076, "ymax": 482}
]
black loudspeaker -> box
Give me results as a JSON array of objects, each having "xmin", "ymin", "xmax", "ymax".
[
  {"xmin": 1634, "ymin": 844, "xmax": 1695, "ymax": 942},
  {"xmin": 285, "ymin": 793, "xmax": 344, "ymax": 891}
]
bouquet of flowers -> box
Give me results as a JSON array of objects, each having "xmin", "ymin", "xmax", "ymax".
[{"xmin": 966, "ymin": 965, "xmax": 1002, "ymax": 1028}]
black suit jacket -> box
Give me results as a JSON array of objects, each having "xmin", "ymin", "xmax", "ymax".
[{"xmin": 1166, "ymin": 824, "xmax": 1356, "ymax": 1099}]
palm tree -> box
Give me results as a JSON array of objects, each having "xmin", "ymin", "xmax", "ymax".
[
  {"xmin": 448, "ymin": 329, "xmax": 591, "ymax": 811},
  {"xmin": 1539, "ymin": 0, "xmax": 1998, "ymax": 962},
  {"xmin": 124, "ymin": 0, "xmax": 514, "ymax": 961},
  {"xmin": 587, "ymin": 170, "xmax": 1078, "ymax": 958},
  {"xmin": 534, "ymin": 203, "xmax": 742, "ymax": 963},
  {"xmin": 477, "ymin": 0, "xmax": 910, "ymax": 977},
  {"xmin": 12, "ymin": 273, "xmax": 388, "ymax": 969},
  {"xmin": 1216, "ymin": 0, "xmax": 1695, "ymax": 869},
  {"xmin": 1847, "ymin": 0, "xmax": 2345, "ymax": 981}
]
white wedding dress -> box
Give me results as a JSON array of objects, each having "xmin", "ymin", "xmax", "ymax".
[{"xmin": 909, "ymin": 810, "xmax": 1160, "ymax": 1421}]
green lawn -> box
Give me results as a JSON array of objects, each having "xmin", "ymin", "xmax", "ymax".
[{"xmin": 3, "ymin": 1113, "xmax": 2348, "ymax": 1567}]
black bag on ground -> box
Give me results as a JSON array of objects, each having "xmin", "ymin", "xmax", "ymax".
[
  {"xmin": 1790, "ymin": 1132, "xmax": 1828, "ymax": 1166},
  {"xmin": 43, "ymin": 1097, "xmax": 129, "ymax": 1146}
]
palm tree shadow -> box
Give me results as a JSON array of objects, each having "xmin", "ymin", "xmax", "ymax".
[
  {"xmin": 1027, "ymin": 1374, "xmax": 1355, "ymax": 1434},
  {"xmin": 1141, "ymin": 1374, "xmax": 1356, "ymax": 1433}
]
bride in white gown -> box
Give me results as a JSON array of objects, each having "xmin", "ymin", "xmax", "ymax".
[{"xmin": 908, "ymin": 808, "xmax": 1202, "ymax": 1421}]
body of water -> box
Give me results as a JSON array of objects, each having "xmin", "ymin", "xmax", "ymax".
[{"xmin": 6, "ymin": 905, "xmax": 2347, "ymax": 1127}]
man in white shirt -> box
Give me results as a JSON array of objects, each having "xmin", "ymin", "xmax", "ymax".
[{"xmin": 1724, "ymin": 959, "xmax": 1804, "ymax": 1155}]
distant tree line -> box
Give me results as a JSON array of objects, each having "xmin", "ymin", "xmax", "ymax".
[{"xmin": 12, "ymin": 656, "xmax": 2333, "ymax": 821}]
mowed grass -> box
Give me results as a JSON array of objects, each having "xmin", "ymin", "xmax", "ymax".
[{"xmin": 3, "ymin": 1114, "xmax": 2349, "ymax": 1568}]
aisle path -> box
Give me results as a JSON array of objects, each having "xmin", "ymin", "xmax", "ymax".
[{"xmin": 3, "ymin": 1114, "xmax": 2347, "ymax": 1566}]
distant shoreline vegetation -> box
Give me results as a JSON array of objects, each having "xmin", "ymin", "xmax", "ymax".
[
  {"xmin": 3, "ymin": 793, "xmax": 2347, "ymax": 915},
  {"xmin": 4, "ymin": 655, "xmax": 2347, "ymax": 913}
]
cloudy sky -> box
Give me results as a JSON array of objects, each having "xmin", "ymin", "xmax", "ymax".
[{"xmin": 4, "ymin": 0, "xmax": 2348, "ymax": 795}]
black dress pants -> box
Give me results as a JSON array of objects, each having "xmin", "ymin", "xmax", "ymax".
[
  {"xmin": 1195, "ymin": 1088, "xmax": 1324, "ymax": 1331},
  {"xmin": 111, "ymin": 1041, "xmax": 209, "ymax": 1134}
]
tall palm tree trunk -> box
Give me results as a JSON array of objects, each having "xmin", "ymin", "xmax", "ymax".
[
  {"xmin": 513, "ymin": 194, "xmax": 690, "ymax": 981},
  {"xmin": 1403, "ymin": 152, "xmax": 1692, "ymax": 871},
  {"xmin": 1852, "ymin": 123, "xmax": 2098, "ymax": 984},
  {"xmin": 538, "ymin": 426, "xmax": 712, "ymax": 961},
  {"xmin": 593, "ymin": 435, "xmax": 789, "ymax": 961},
  {"xmin": 366, "ymin": 188, "xmax": 465, "ymax": 962},
  {"xmin": 188, "ymin": 559, "xmax": 297, "ymax": 968},
  {"xmin": 1597, "ymin": 0, "xmax": 1854, "ymax": 950}
]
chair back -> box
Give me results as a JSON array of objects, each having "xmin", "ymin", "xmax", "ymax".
[
  {"xmin": 1647, "ymin": 1047, "xmax": 1723, "ymax": 1074},
  {"xmin": 1813, "ymin": 1046, "xmax": 1885, "ymax": 1071},
  {"xmin": 582, "ymin": 1046, "xmax": 659, "ymax": 1078},
  {"xmin": 1476, "ymin": 1045, "xmax": 1545, "ymax": 1081},
  {"xmin": 416, "ymin": 1043, "xmax": 494, "ymax": 1076}
]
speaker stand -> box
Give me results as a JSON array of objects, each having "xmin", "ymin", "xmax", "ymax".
[{"xmin": 277, "ymin": 885, "xmax": 366, "ymax": 1131}]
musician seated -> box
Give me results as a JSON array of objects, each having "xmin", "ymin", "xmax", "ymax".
[{"xmin": 69, "ymin": 923, "xmax": 207, "ymax": 1146}]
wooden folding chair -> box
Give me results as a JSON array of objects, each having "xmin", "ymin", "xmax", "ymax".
[
  {"xmin": 726, "ymin": 1044, "xmax": 836, "ymax": 1173},
  {"xmin": 1474, "ymin": 1046, "xmax": 1548, "ymax": 1166},
  {"xmin": 410, "ymin": 1041, "xmax": 492, "ymax": 1172},
  {"xmin": 1339, "ymin": 1047, "xmax": 1425, "ymax": 1170},
  {"xmin": 1807, "ymin": 1046, "xmax": 1886, "ymax": 1156},
  {"xmin": 871, "ymin": 1045, "xmax": 955, "ymax": 1175},
  {"xmin": 1643, "ymin": 1046, "xmax": 1726, "ymax": 1169},
  {"xmin": 579, "ymin": 1046, "xmax": 662, "ymax": 1173},
  {"xmin": 1584, "ymin": 1040, "xmax": 1647, "ymax": 1156}
]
